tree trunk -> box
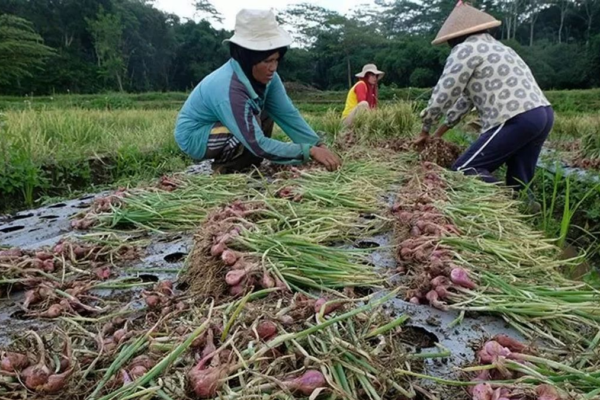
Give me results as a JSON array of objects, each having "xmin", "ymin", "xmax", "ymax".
[
  {"xmin": 581, "ymin": 0, "xmax": 595, "ymax": 47},
  {"xmin": 559, "ymin": 9, "xmax": 565, "ymax": 43},
  {"xmin": 116, "ymin": 72, "xmax": 124, "ymax": 92},
  {"xmin": 558, "ymin": 0, "xmax": 569, "ymax": 44},
  {"xmin": 529, "ymin": 13, "xmax": 538, "ymax": 46},
  {"xmin": 587, "ymin": 16, "xmax": 593, "ymax": 46}
]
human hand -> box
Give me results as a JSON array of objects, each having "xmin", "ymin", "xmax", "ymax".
[{"xmin": 310, "ymin": 146, "xmax": 342, "ymax": 171}]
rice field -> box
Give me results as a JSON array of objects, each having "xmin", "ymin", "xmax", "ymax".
[{"xmin": 0, "ymin": 90, "xmax": 599, "ymax": 399}]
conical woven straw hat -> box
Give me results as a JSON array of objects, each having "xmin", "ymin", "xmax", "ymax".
[{"xmin": 432, "ymin": 1, "xmax": 501, "ymax": 45}]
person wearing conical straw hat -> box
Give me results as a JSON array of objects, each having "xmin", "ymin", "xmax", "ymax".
[
  {"xmin": 341, "ymin": 64, "xmax": 385, "ymax": 127},
  {"xmin": 415, "ymin": 1, "xmax": 553, "ymax": 197},
  {"xmin": 175, "ymin": 9, "xmax": 341, "ymax": 173}
]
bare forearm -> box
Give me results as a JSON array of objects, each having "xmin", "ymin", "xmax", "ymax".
[{"xmin": 433, "ymin": 124, "xmax": 450, "ymax": 138}]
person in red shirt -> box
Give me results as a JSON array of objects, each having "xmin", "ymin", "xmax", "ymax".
[{"xmin": 341, "ymin": 64, "xmax": 384, "ymax": 127}]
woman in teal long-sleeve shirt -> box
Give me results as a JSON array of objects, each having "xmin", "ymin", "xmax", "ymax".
[{"xmin": 174, "ymin": 9, "xmax": 341, "ymax": 173}]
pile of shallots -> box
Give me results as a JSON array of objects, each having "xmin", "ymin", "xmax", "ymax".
[
  {"xmin": 186, "ymin": 294, "xmax": 335, "ymax": 399},
  {"xmin": 71, "ymin": 189, "xmax": 127, "ymax": 230},
  {"xmin": 470, "ymin": 335, "xmax": 561, "ymax": 400},
  {"xmin": 1, "ymin": 240, "xmax": 136, "ymax": 317},
  {"xmin": 200, "ymin": 202, "xmax": 285, "ymax": 296},
  {"xmin": 392, "ymin": 165, "xmax": 477, "ymax": 310},
  {"xmin": 0, "ymin": 331, "xmax": 74, "ymax": 395}
]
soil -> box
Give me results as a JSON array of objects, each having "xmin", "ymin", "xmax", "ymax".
[{"xmin": 418, "ymin": 139, "xmax": 463, "ymax": 169}]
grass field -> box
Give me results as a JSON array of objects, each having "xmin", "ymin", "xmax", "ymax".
[
  {"xmin": 1, "ymin": 89, "xmax": 599, "ymax": 247},
  {"xmin": 0, "ymin": 108, "xmax": 187, "ymax": 210},
  {"xmin": 1, "ymin": 87, "xmax": 600, "ymax": 112}
]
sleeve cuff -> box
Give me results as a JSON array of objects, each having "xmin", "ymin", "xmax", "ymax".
[
  {"xmin": 444, "ymin": 119, "xmax": 456, "ymax": 128},
  {"xmin": 301, "ymin": 144, "xmax": 312, "ymax": 162}
]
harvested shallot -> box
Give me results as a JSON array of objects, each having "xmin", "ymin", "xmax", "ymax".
[
  {"xmin": 255, "ymin": 320, "xmax": 278, "ymax": 340},
  {"xmin": 187, "ymin": 354, "xmax": 227, "ymax": 398},
  {"xmin": 283, "ymin": 370, "xmax": 327, "ymax": 396},
  {"xmin": 0, "ymin": 352, "xmax": 29, "ymax": 372},
  {"xmin": 450, "ymin": 267, "xmax": 477, "ymax": 289}
]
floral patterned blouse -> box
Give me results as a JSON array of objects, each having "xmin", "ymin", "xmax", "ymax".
[{"xmin": 421, "ymin": 33, "xmax": 550, "ymax": 133}]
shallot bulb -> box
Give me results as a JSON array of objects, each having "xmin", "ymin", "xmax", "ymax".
[
  {"xmin": 42, "ymin": 259, "xmax": 55, "ymax": 272},
  {"xmin": 284, "ymin": 370, "xmax": 327, "ymax": 396},
  {"xmin": 536, "ymin": 384, "xmax": 561, "ymax": 400},
  {"xmin": 210, "ymin": 242, "xmax": 226, "ymax": 257},
  {"xmin": 0, "ymin": 248, "xmax": 22, "ymax": 258},
  {"xmin": 225, "ymin": 270, "xmax": 246, "ymax": 286},
  {"xmin": 94, "ymin": 266, "xmax": 111, "ymax": 280},
  {"xmin": 0, "ymin": 352, "xmax": 29, "ymax": 372},
  {"xmin": 129, "ymin": 355, "xmax": 155, "ymax": 370},
  {"xmin": 434, "ymin": 285, "xmax": 450, "ymax": 299},
  {"xmin": 145, "ymin": 295, "xmax": 161, "ymax": 308},
  {"xmin": 494, "ymin": 334, "xmax": 527, "ymax": 353},
  {"xmin": 260, "ymin": 272, "xmax": 275, "ymax": 288},
  {"xmin": 450, "ymin": 267, "xmax": 477, "ymax": 289},
  {"xmin": 492, "ymin": 388, "xmax": 512, "ymax": 400},
  {"xmin": 430, "ymin": 276, "xmax": 450, "ymax": 287},
  {"xmin": 472, "ymin": 383, "xmax": 493, "ymax": 400},
  {"xmin": 255, "ymin": 320, "xmax": 278, "ymax": 340},
  {"xmin": 21, "ymin": 331, "xmax": 50, "ymax": 391},
  {"xmin": 221, "ymin": 250, "xmax": 238, "ymax": 266},
  {"xmin": 473, "ymin": 369, "xmax": 490, "ymax": 382},
  {"xmin": 73, "ymin": 246, "xmax": 87, "ymax": 259},
  {"xmin": 113, "ymin": 328, "xmax": 128, "ymax": 344},
  {"xmin": 53, "ymin": 243, "xmax": 65, "ymax": 255},
  {"xmin": 23, "ymin": 289, "xmax": 42, "ymax": 309},
  {"xmin": 129, "ymin": 365, "xmax": 147, "ymax": 380},
  {"xmin": 155, "ymin": 281, "xmax": 174, "ymax": 296},
  {"xmin": 279, "ymin": 315, "xmax": 294, "ymax": 326},
  {"xmin": 36, "ymin": 368, "xmax": 73, "ymax": 394},
  {"xmin": 478, "ymin": 341, "xmax": 511, "ymax": 364},
  {"xmin": 121, "ymin": 369, "xmax": 132, "ymax": 385},
  {"xmin": 229, "ymin": 284, "xmax": 245, "ymax": 297},
  {"xmin": 22, "ymin": 363, "xmax": 50, "ymax": 391},
  {"xmin": 187, "ymin": 355, "xmax": 226, "ymax": 398},
  {"xmin": 425, "ymin": 290, "xmax": 448, "ymax": 311},
  {"xmin": 38, "ymin": 304, "xmax": 64, "ymax": 318}
]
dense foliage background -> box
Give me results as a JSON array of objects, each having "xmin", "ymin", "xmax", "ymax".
[{"xmin": 0, "ymin": 0, "xmax": 599, "ymax": 94}]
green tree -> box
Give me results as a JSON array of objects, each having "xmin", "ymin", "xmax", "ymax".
[
  {"xmin": 1, "ymin": 0, "xmax": 599, "ymax": 93},
  {"xmin": 0, "ymin": 14, "xmax": 54, "ymax": 86},
  {"xmin": 87, "ymin": 7, "xmax": 126, "ymax": 91},
  {"xmin": 171, "ymin": 20, "xmax": 230, "ymax": 90},
  {"xmin": 194, "ymin": 0, "xmax": 223, "ymax": 24},
  {"xmin": 409, "ymin": 67, "xmax": 437, "ymax": 87}
]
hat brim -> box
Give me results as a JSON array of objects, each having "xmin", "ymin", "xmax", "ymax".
[
  {"xmin": 431, "ymin": 21, "xmax": 501, "ymax": 45},
  {"xmin": 356, "ymin": 70, "xmax": 385, "ymax": 79},
  {"xmin": 223, "ymin": 27, "xmax": 292, "ymax": 51}
]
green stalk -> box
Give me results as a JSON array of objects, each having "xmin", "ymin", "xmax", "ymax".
[
  {"xmin": 256, "ymin": 290, "xmax": 399, "ymax": 356},
  {"xmin": 365, "ymin": 315, "xmax": 409, "ymax": 338},
  {"xmin": 222, "ymin": 291, "xmax": 252, "ymax": 342},
  {"xmin": 88, "ymin": 333, "xmax": 152, "ymax": 399},
  {"xmin": 408, "ymin": 345, "xmax": 451, "ymax": 360}
]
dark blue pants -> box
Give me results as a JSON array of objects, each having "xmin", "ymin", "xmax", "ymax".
[{"xmin": 452, "ymin": 106, "xmax": 554, "ymax": 190}]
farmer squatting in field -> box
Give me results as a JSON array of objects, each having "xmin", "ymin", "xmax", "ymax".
[
  {"xmin": 341, "ymin": 64, "xmax": 385, "ymax": 128},
  {"xmin": 416, "ymin": 1, "xmax": 553, "ymax": 198},
  {"xmin": 174, "ymin": 9, "xmax": 342, "ymax": 174}
]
